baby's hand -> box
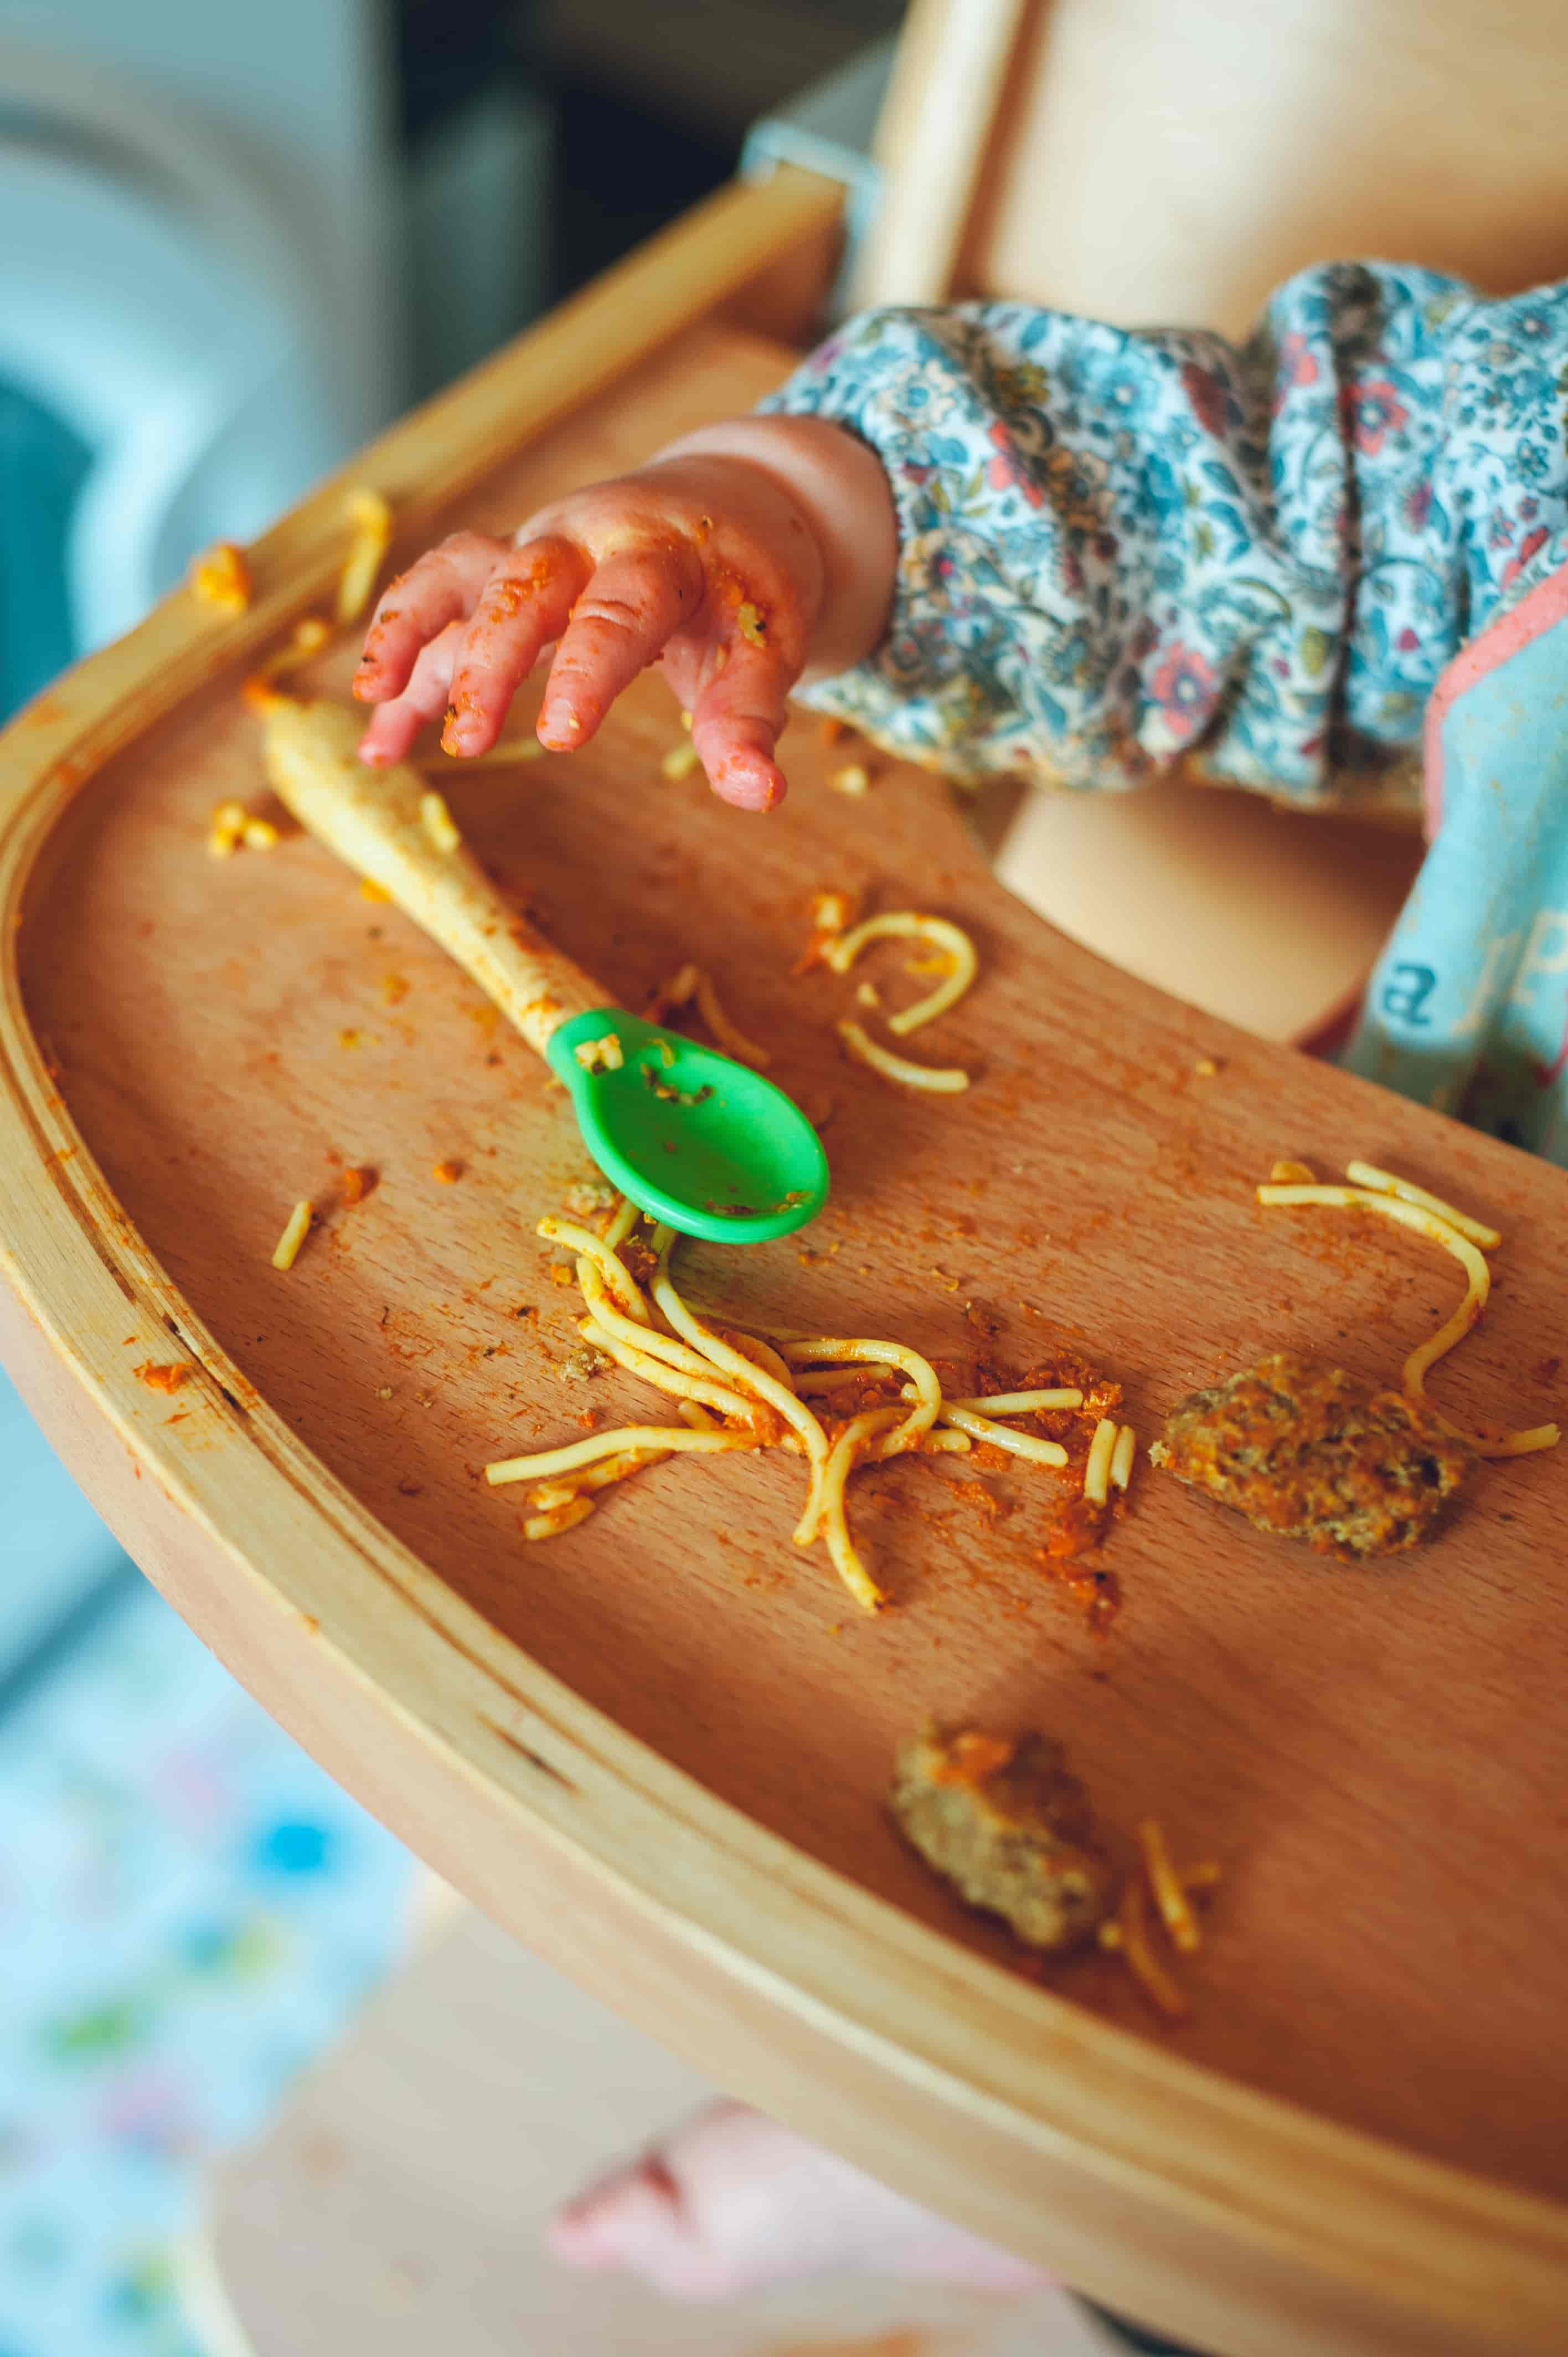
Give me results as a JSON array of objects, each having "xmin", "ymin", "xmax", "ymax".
[{"xmin": 353, "ymin": 418, "xmax": 896, "ymax": 812}]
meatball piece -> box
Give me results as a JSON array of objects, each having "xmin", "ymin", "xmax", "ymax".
[
  {"xmin": 890, "ymin": 1723, "xmax": 1111, "ymax": 1951},
  {"xmin": 1151, "ymin": 1352, "xmax": 1472, "ymax": 1556}
]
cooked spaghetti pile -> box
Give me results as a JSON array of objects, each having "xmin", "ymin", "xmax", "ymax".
[
  {"xmin": 1257, "ymin": 1158, "xmax": 1560, "ymax": 1459},
  {"xmin": 484, "ymin": 1198, "xmax": 1137, "ymax": 1610},
  {"xmin": 1098, "ymin": 1820, "xmax": 1222, "ymax": 2020}
]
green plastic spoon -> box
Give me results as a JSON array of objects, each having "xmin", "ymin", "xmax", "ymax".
[{"xmin": 264, "ymin": 700, "xmax": 828, "ymax": 1244}]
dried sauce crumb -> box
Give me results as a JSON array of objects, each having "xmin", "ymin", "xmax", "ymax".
[
  {"xmin": 341, "ymin": 1165, "xmax": 377, "ymax": 1207},
  {"xmin": 432, "ymin": 1159, "xmax": 463, "ymax": 1185},
  {"xmin": 619, "ymin": 1239, "xmax": 658, "ymax": 1289},
  {"xmin": 951, "ymin": 1478, "xmax": 1010, "ymax": 1522},
  {"xmin": 133, "ymin": 1361, "xmax": 189, "ymax": 1395},
  {"xmin": 931, "ymin": 1731, "xmax": 1015, "ymax": 1785},
  {"xmin": 190, "ymin": 541, "xmax": 251, "ymax": 615},
  {"xmin": 1040, "ymin": 1496, "xmax": 1109, "ymax": 1558},
  {"xmin": 1039, "ymin": 1541, "xmax": 1122, "ymax": 1634},
  {"xmin": 207, "ymin": 800, "xmax": 247, "ymax": 858}
]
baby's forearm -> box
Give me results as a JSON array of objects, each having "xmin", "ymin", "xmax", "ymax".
[
  {"xmin": 650, "ymin": 415, "xmax": 897, "ymax": 682},
  {"xmin": 755, "ymin": 272, "xmax": 1568, "ymax": 809}
]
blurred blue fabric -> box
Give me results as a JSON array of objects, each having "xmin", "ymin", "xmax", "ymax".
[{"xmin": 0, "ymin": 1577, "xmax": 414, "ymax": 2355}]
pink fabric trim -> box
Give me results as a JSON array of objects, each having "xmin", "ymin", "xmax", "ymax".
[{"xmin": 1422, "ymin": 558, "xmax": 1568, "ymax": 839}]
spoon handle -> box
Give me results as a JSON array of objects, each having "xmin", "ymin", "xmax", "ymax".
[{"xmin": 264, "ymin": 698, "xmax": 604, "ymax": 1058}]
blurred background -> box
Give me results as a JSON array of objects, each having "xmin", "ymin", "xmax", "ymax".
[{"xmin": 0, "ymin": 2, "xmax": 897, "ymax": 2346}]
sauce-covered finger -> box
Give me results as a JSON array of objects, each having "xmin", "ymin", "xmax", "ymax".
[
  {"xmin": 689, "ymin": 642, "xmax": 792, "ymax": 812},
  {"xmin": 357, "ymin": 621, "xmax": 464, "ymax": 765},
  {"xmin": 537, "ymin": 540, "xmax": 704, "ymax": 752},
  {"xmin": 354, "ymin": 532, "xmax": 511, "ymax": 702},
  {"xmin": 443, "ymin": 539, "xmax": 589, "ymax": 756}
]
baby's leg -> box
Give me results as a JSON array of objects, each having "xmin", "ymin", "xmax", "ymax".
[
  {"xmin": 548, "ymin": 2097, "xmax": 1051, "ymax": 2302},
  {"xmin": 991, "ymin": 778, "xmax": 1420, "ymax": 1050}
]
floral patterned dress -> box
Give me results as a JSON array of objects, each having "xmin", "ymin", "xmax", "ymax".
[{"xmin": 760, "ymin": 263, "xmax": 1568, "ymax": 812}]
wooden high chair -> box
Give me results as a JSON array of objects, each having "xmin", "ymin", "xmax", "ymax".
[
  {"xmin": 4, "ymin": 7, "xmax": 1568, "ymax": 2354},
  {"xmin": 847, "ymin": 0, "xmax": 1568, "ymax": 1042}
]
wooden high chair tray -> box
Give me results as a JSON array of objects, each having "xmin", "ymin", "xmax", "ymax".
[{"xmin": 2, "ymin": 181, "xmax": 1565, "ymax": 2357}]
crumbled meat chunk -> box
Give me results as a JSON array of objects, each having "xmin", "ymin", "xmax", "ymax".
[
  {"xmin": 563, "ymin": 1178, "xmax": 618, "ymax": 1217},
  {"xmin": 1151, "ymin": 1352, "xmax": 1472, "ymax": 1556},
  {"xmin": 890, "ymin": 1723, "xmax": 1111, "ymax": 1951}
]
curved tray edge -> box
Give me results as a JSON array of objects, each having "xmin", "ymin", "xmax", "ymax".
[{"xmin": 2, "ymin": 636, "xmax": 1566, "ymax": 2357}]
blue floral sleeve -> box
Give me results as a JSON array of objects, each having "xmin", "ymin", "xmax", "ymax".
[{"xmin": 758, "ymin": 266, "xmax": 1568, "ymax": 804}]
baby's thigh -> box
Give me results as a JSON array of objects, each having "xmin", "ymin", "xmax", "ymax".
[{"xmin": 991, "ymin": 779, "xmax": 1420, "ymax": 1046}]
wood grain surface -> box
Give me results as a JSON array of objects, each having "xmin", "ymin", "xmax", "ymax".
[{"xmin": 4, "ymin": 288, "xmax": 1568, "ymax": 2356}]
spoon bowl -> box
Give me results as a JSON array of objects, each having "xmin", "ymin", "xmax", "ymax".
[{"xmin": 548, "ymin": 1011, "xmax": 829, "ymax": 1242}]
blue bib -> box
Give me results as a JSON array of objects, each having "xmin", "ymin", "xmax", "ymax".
[{"xmin": 1346, "ymin": 560, "xmax": 1568, "ymax": 1160}]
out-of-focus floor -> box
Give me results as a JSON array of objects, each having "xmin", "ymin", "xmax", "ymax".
[
  {"xmin": 0, "ymin": 1571, "xmax": 412, "ymax": 2355},
  {"xmin": 188, "ymin": 1899, "xmax": 1121, "ymax": 2357}
]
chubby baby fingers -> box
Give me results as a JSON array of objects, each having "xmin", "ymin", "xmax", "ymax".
[
  {"xmin": 535, "ymin": 541, "xmax": 705, "ymax": 753},
  {"xmin": 441, "ymin": 537, "xmax": 590, "ymax": 755},
  {"xmin": 356, "ymin": 622, "xmax": 465, "ymax": 766},
  {"xmin": 354, "ymin": 530, "xmax": 514, "ymax": 703},
  {"xmin": 689, "ymin": 641, "xmax": 793, "ymax": 812}
]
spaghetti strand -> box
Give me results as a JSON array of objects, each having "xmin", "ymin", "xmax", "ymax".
[{"xmin": 1257, "ymin": 1181, "xmax": 1559, "ymax": 1457}]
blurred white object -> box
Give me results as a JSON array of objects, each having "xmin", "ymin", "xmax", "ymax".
[
  {"xmin": 0, "ymin": 0, "xmax": 404, "ymax": 651},
  {"xmin": 0, "ymin": 1, "xmax": 403, "ymax": 1669}
]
